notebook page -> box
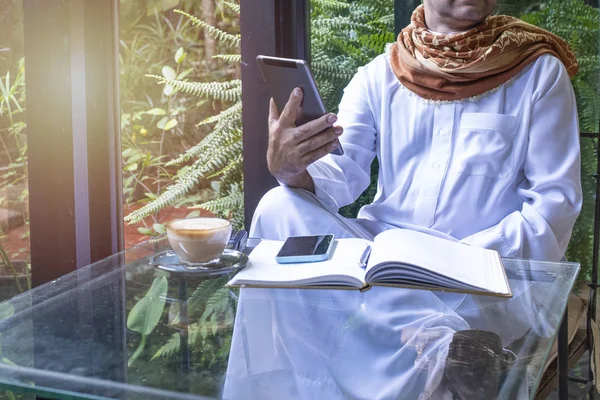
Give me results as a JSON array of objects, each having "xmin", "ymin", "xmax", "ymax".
[{"xmin": 367, "ymin": 229, "xmax": 509, "ymax": 294}]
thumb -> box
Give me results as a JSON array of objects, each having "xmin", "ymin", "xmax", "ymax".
[
  {"xmin": 279, "ymin": 87, "xmax": 303, "ymax": 127},
  {"xmin": 268, "ymin": 98, "xmax": 280, "ymax": 129}
]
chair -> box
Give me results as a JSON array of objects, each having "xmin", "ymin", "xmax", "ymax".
[{"xmin": 534, "ymin": 131, "xmax": 600, "ymax": 399}]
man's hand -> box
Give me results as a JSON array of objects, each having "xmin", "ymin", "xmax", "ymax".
[{"xmin": 267, "ymin": 87, "xmax": 343, "ymax": 192}]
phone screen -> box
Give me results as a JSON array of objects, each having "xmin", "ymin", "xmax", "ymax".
[{"xmin": 277, "ymin": 235, "xmax": 334, "ymax": 257}]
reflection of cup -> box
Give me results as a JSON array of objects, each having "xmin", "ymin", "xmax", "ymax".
[{"xmin": 165, "ymin": 217, "xmax": 232, "ymax": 267}]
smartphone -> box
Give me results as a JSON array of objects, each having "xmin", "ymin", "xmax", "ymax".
[
  {"xmin": 256, "ymin": 55, "xmax": 344, "ymax": 156},
  {"xmin": 275, "ymin": 234, "xmax": 336, "ymax": 264}
]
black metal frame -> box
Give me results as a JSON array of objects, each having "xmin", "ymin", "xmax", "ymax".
[
  {"xmin": 22, "ymin": 1, "xmax": 126, "ymax": 397},
  {"xmin": 394, "ymin": 0, "xmax": 421, "ymax": 36},
  {"xmin": 241, "ymin": 0, "xmax": 311, "ymax": 230},
  {"xmin": 570, "ymin": 131, "xmax": 600, "ymax": 400},
  {"xmin": 23, "ymin": 0, "xmax": 123, "ymax": 287}
]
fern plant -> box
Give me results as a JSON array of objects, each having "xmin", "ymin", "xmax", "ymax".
[
  {"xmin": 152, "ymin": 275, "xmax": 236, "ymax": 376},
  {"xmin": 125, "ymin": 3, "xmax": 244, "ymax": 229},
  {"xmin": 521, "ymin": 0, "xmax": 600, "ymax": 281},
  {"xmin": 311, "ymin": 0, "xmax": 394, "ymax": 218},
  {"xmin": 311, "ymin": 0, "xmax": 395, "ymax": 113}
]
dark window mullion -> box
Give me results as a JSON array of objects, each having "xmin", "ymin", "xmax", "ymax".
[
  {"xmin": 241, "ymin": 0, "xmax": 311, "ymax": 230},
  {"xmin": 23, "ymin": 0, "xmax": 122, "ymax": 287},
  {"xmin": 395, "ymin": 0, "xmax": 420, "ymax": 36}
]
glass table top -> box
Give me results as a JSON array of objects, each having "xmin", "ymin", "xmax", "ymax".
[{"xmin": 0, "ymin": 237, "xmax": 580, "ymax": 399}]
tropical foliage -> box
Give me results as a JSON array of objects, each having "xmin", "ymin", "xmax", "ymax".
[
  {"xmin": 124, "ymin": 1, "xmax": 242, "ymax": 381},
  {"xmin": 151, "ymin": 275, "xmax": 235, "ymax": 372},
  {"xmin": 311, "ymin": 0, "xmax": 394, "ymax": 218},
  {"xmin": 0, "ymin": 57, "xmax": 29, "ymax": 293},
  {"xmin": 123, "ymin": 2, "xmax": 244, "ymax": 231},
  {"xmin": 520, "ymin": 0, "xmax": 600, "ymax": 280}
]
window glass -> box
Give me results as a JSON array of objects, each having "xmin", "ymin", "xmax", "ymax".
[
  {"xmin": 311, "ymin": 0, "xmax": 394, "ymax": 218},
  {"xmin": 119, "ymin": 0, "xmax": 242, "ymax": 248},
  {"xmin": 0, "ymin": 0, "xmax": 29, "ymax": 301},
  {"xmin": 119, "ymin": 1, "xmax": 241, "ymax": 396}
]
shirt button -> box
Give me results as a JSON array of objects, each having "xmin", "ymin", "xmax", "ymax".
[
  {"xmin": 439, "ymin": 130, "xmax": 446, "ymax": 136},
  {"xmin": 433, "ymin": 162, "xmax": 441, "ymax": 169}
]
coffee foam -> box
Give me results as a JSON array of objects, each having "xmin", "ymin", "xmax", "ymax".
[
  {"xmin": 169, "ymin": 218, "xmax": 229, "ymax": 231},
  {"xmin": 167, "ymin": 218, "xmax": 231, "ymax": 240}
]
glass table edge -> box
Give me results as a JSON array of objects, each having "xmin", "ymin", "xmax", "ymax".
[
  {"xmin": 500, "ymin": 262, "xmax": 581, "ymax": 398},
  {"xmin": 0, "ymin": 362, "xmax": 215, "ymax": 400}
]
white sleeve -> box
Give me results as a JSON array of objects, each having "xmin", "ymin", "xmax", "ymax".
[
  {"xmin": 460, "ymin": 57, "xmax": 583, "ymax": 261},
  {"xmin": 305, "ymin": 67, "xmax": 377, "ymax": 210}
]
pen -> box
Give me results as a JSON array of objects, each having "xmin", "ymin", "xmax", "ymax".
[{"xmin": 358, "ymin": 244, "xmax": 372, "ymax": 269}]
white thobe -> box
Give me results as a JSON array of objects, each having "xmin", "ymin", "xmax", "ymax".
[
  {"xmin": 223, "ymin": 53, "xmax": 581, "ymax": 400},
  {"xmin": 307, "ymin": 53, "xmax": 582, "ymax": 261}
]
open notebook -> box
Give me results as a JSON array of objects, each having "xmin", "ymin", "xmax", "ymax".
[{"xmin": 228, "ymin": 229, "xmax": 512, "ymax": 298}]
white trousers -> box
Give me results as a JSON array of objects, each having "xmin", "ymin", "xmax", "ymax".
[{"xmin": 223, "ymin": 187, "xmax": 539, "ymax": 400}]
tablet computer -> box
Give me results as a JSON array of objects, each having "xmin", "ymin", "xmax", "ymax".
[{"xmin": 256, "ymin": 55, "xmax": 343, "ymax": 156}]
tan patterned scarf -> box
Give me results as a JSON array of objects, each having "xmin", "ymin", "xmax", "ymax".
[{"xmin": 390, "ymin": 5, "xmax": 578, "ymax": 101}]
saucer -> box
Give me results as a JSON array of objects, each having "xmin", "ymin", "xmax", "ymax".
[{"xmin": 151, "ymin": 249, "xmax": 248, "ymax": 277}]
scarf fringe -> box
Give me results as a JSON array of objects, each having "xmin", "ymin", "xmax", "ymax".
[{"xmin": 385, "ymin": 43, "xmax": 510, "ymax": 105}]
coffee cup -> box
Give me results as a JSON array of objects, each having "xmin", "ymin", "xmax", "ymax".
[{"xmin": 165, "ymin": 217, "xmax": 232, "ymax": 267}]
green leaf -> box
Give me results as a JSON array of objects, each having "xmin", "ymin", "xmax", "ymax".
[
  {"xmin": 124, "ymin": 175, "xmax": 135, "ymax": 187},
  {"xmin": 126, "ymin": 150, "xmax": 144, "ymax": 164},
  {"xmin": 125, "ymin": 163, "xmax": 138, "ymax": 172},
  {"xmin": 163, "ymin": 119, "xmax": 178, "ymax": 131},
  {"xmin": 146, "ymin": 108, "xmax": 167, "ymax": 116},
  {"xmin": 153, "ymin": 223, "xmax": 166, "ymax": 234},
  {"xmin": 163, "ymin": 84, "xmax": 175, "ymax": 96},
  {"xmin": 175, "ymin": 47, "xmax": 186, "ymax": 65},
  {"xmin": 177, "ymin": 68, "xmax": 194, "ymax": 80},
  {"xmin": 1, "ymin": 357, "xmax": 17, "ymax": 366},
  {"xmin": 127, "ymin": 276, "xmax": 168, "ymax": 336},
  {"xmin": 0, "ymin": 303, "xmax": 14, "ymax": 321},
  {"xmin": 137, "ymin": 227, "xmax": 154, "ymax": 236},
  {"xmin": 161, "ymin": 66, "xmax": 176, "ymax": 80},
  {"xmin": 157, "ymin": 116, "xmax": 169, "ymax": 130},
  {"xmin": 186, "ymin": 210, "xmax": 201, "ymax": 218}
]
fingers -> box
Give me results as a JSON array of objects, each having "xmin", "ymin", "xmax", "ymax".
[
  {"xmin": 297, "ymin": 126, "xmax": 343, "ymax": 155},
  {"xmin": 293, "ymin": 112, "xmax": 337, "ymax": 142},
  {"xmin": 300, "ymin": 140, "xmax": 340, "ymax": 166},
  {"xmin": 279, "ymin": 87, "xmax": 303, "ymax": 126}
]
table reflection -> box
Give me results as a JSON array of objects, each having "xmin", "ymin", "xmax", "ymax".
[{"xmin": 224, "ymin": 261, "xmax": 570, "ymax": 400}]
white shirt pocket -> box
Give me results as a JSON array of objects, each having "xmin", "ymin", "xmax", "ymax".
[{"xmin": 455, "ymin": 112, "xmax": 518, "ymax": 178}]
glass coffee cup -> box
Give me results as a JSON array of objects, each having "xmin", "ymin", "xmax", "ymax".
[{"xmin": 165, "ymin": 217, "xmax": 232, "ymax": 268}]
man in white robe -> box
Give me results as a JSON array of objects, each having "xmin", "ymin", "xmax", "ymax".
[{"xmin": 224, "ymin": 0, "xmax": 582, "ymax": 398}]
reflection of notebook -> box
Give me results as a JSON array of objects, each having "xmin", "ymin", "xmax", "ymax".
[{"xmin": 228, "ymin": 229, "xmax": 512, "ymax": 298}]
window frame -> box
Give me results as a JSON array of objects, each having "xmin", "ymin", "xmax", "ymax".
[
  {"xmin": 241, "ymin": 0, "xmax": 311, "ymax": 229},
  {"xmin": 23, "ymin": 0, "xmax": 122, "ymax": 287}
]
